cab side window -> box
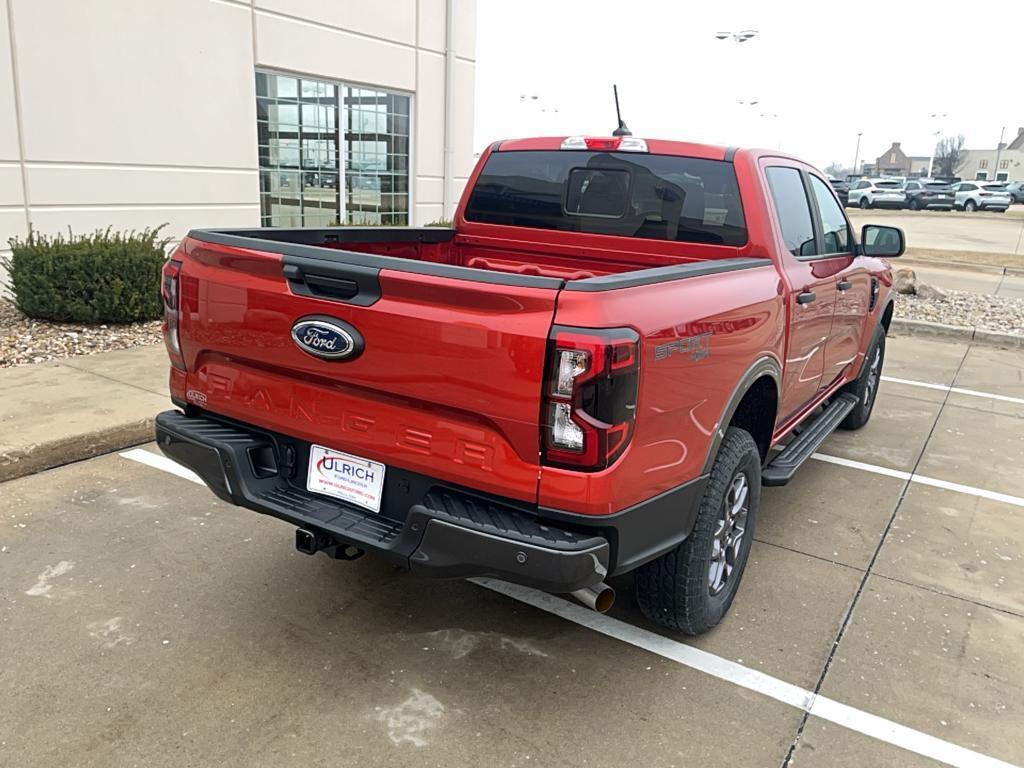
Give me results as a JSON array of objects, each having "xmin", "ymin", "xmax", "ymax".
[
  {"xmin": 808, "ymin": 175, "xmax": 852, "ymax": 255},
  {"xmin": 765, "ymin": 167, "xmax": 816, "ymax": 257}
]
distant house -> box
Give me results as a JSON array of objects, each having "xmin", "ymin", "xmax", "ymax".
[
  {"xmin": 1008, "ymin": 127, "xmax": 1024, "ymax": 151},
  {"xmin": 872, "ymin": 142, "xmax": 913, "ymax": 177},
  {"xmin": 958, "ymin": 128, "xmax": 1024, "ymax": 182}
]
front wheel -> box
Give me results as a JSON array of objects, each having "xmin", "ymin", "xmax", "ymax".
[
  {"xmin": 840, "ymin": 324, "xmax": 886, "ymax": 430},
  {"xmin": 634, "ymin": 427, "xmax": 761, "ymax": 635},
  {"xmin": 908, "ymin": 198, "xmax": 921, "ymax": 211},
  {"xmin": 859, "ymin": 196, "xmax": 871, "ymax": 209}
]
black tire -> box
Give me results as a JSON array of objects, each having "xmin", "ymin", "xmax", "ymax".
[
  {"xmin": 908, "ymin": 198, "xmax": 921, "ymax": 211},
  {"xmin": 965, "ymin": 199, "xmax": 977, "ymax": 212},
  {"xmin": 840, "ymin": 324, "xmax": 886, "ymax": 430},
  {"xmin": 859, "ymin": 196, "xmax": 871, "ymax": 209},
  {"xmin": 634, "ymin": 427, "xmax": 761, "ymax": 635}
]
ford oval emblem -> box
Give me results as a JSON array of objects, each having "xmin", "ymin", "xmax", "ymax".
[{"xmin": 291, "ymin": 316, "xmax": 364, "ymax": 361}]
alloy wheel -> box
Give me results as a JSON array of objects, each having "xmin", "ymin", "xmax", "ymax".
[
  {"xmin": 708, "ymin": 472, "xmax": 750, "ymax": 596},
  {"xmin": 865, "ymin": 343, "xmax": 881, "ymax": 408}
]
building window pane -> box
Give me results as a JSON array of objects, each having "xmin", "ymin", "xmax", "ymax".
[
  {"xmin": 342, "ymin": 85, "xmax": 410, "ymax": 225},
  {"xmin": 255, "ymin": 72, "xmax": 409, "ymax": 227}
]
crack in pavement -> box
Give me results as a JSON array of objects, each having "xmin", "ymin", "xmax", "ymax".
[{"xmin": 780, "ymin": 340, "xmax": 972, "ymax": 767}]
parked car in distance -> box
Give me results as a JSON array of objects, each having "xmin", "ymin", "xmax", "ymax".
[
  {"xmin": 903, "ymin": 179, "xmax": 955, "ymax": 211},
  {"xmin": 154, "ymin": 134, "xmax": 903, "ymax": 636},
  {"xmin": 828, "ymin": 177, "xmax": 850, "ymax": 207},
  {"xmin": 952, "ymin": 181, "xmax": 1013, "ymax": 212},
  {"xmin": 1006, "ymin": 181, "xmax": 1024, "ymax": 204},
  {"xmin": 848, "ymin": 178, "xmax": 907, "ymax": 209}
]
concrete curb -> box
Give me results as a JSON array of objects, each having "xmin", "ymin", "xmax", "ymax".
[
  {"xmin": 889, "ymin": 318, "xmax": 1024, "ymax": 349},
  {"xmin": 0, "ymin": 417, "xmax": 154, "ymax": 483}
]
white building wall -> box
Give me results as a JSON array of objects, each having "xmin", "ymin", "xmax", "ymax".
[
  {"xmin": 958, "ymin": 149, "xmax": 1024, "ymax": 182},
  {"xmin": 0, "ymin": 0, "xmax": 26, "ymax": 272},
  {"xmin": 0, "ymin": 0, "xmax": 476, "ymax": 282}
]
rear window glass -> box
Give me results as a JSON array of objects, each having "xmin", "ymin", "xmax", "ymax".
[
  {"xmin": 465, "ymin": 150, "xmax": 747, "ymax": 246},
  {"xmin": 925, "ymin": 182, "xmax": 950, "ymax": 189},
  {"xmin": 983, "ymin": 184, "xmax": 1007, "ymax": 190},
  {"xmin": 876, "ymin": 181, "xmax": 902, "ymax": 188}
]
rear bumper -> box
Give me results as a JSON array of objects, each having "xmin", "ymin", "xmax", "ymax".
[
  {"xmin": 154, "ymin": 410, "xmax": 706, "ymax": 592},
  {"xmin": 872, "ymin": 197, "xmax": 906, "ymax": 208}
]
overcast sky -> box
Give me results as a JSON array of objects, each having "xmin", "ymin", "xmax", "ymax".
[{"xmin": 473, "ymin": 0, "xmax": 1023, "ymax": 171}]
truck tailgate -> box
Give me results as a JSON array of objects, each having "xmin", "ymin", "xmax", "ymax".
[{"xmin": 174, "ymin": 236, "xmax": 561, "ymax": 503}]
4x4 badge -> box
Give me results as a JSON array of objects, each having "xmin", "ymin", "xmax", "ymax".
[{"xmin": 654, "ymin": 332, "xmax": 712, "ymax": 362}]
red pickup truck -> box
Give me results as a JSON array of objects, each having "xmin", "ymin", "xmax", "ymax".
[{"xmin": 155, "ymin": 135, "xmax": 904, "ymax": 635}]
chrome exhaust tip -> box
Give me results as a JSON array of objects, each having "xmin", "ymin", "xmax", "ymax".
[{"xmin": 570, "ymin": 582, "xmax": 616, "ymax": 613}]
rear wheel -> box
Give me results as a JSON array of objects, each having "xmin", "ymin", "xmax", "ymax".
[
  {"xmin": 908, "ymin": 198, "xmax": 921, "ymax": 211},
  {"xmin": 965, "ymin": 199, "xmax": 977, "ymax": 212},
  {"xmin": 840, "ymin": 324, "xmax": 886, "ymax": 430},
  {"xmin": 859, "ymin": 196, "xmax": 871, "ymax": 209},
  {"xmin": 634, "ymin": 427, "xmax": 761, "ymax": 635}
]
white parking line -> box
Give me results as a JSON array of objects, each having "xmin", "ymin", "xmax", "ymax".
[
  {"xmin": 120, "ymin": 448, "xmax": 204, "ymax": 485},
  {"xmin": 474, "ymin": 579, "xmax": 1019, "ymax": 768},
  {"xmin": 120, "ymin": 449, "xmax": 1021, "ymax": 768},
  {"xmin": 881, "ymin": 376, "xmax": 1024, "ymax": 405},
  {"xmin": 811, "ymin": 453, "xmax": 1024, "ymax": 508}
]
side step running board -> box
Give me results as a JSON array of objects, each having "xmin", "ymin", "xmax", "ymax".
[{"xmin": 762, "ymin": 393, "xmax": 858, "ymax": 487}]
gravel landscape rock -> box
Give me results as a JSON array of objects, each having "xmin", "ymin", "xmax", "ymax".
[
  {"xmin": 893, "ymin": 288, "xmax": 1024, "ymax": 336},
  {"xmin": 1, "ymin": 299, "xmax": 161, "ymax": 368}
]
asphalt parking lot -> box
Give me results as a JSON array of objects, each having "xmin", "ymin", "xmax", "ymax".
[
  {"xmin": 3, "ymin": 334, "xmax": 1023, "ymax": 768},
  {"xmin": 847, "ymin": 208, "xmax": 1024, "ymax": 256}
]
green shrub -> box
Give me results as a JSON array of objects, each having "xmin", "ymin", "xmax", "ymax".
[
  {"xmin": 424, "ymin": 218, "xmax": 452, "ymax": 228},
  {"xmin": 4, "ymin": 225, "xmax": 171, "ymax": 324}
]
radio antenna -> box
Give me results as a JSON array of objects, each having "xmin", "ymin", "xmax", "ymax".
[{"xmin": 612, "ymin": 85, "xmax": 632, "ymax": 137}]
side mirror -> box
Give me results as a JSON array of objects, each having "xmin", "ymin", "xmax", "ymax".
[{"xmin": 861, "ymin": 224, "xmax": 905, "ymax": 258}]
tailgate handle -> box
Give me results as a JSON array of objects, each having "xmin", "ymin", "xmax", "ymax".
[{"xmin": 282, "ymin": 256, "xmax": 381, "ymax": 307}]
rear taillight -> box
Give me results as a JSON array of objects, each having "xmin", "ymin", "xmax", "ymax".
[
  {"xmin": 541, "ymin": 326, "xmax": 640, "ymax": 471},
  {"xmin": 161, "ymin": 258, "xmax": 185, "ymax": 371}
]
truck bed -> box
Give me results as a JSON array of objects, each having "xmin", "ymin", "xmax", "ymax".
[{"xmin": 191, "ymin": 227, "xmax": 766, "ymax": 291}]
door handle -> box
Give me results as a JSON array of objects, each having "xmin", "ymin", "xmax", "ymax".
[
  {"xmin": 837, "ymin": 279, "xmax": 852, "ymax": 291},
  {"xmin": 797, "ymin": 291, "xmax": 817, "ymax": 304}
]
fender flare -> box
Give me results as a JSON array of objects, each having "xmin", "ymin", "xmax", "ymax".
[
  {"xmin": 700, "ymin": 355, "xmax": 782, "ymax": 474},
  {"xmin": 852, "ymin": 296, "xmax": 894, "ymax": 381}
]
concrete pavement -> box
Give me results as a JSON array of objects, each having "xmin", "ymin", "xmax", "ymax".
[{"xmin": 0, "ymin": 345, "xmax": 167, "ymax": 481}]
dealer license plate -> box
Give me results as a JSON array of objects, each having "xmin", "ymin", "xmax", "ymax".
[{"xmin": 306, "ymin": 444, "xmax": 385, "ymax": 513}]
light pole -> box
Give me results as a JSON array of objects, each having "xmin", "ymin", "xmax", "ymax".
[
  {"xmin": 993, "ymin": 126, "xmax": 1006, "ymax": 182},
  {"xmin": 717, "ymin": 31, "xmax": 760, "ymax": 132},
  {"xmin": 927, "ymin": 113, "xmax": 948, "ymax": 178},
  {"xmin": 852, "ymin": 132, "xmax": 862, "ymax": 177},
  {"xmin": 927, "ymin": 131, "xmax": 941, "ymax": 178},
  {"xmin": 760, "ymin": 113, "xmax": 780, "ymax": 150}
]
